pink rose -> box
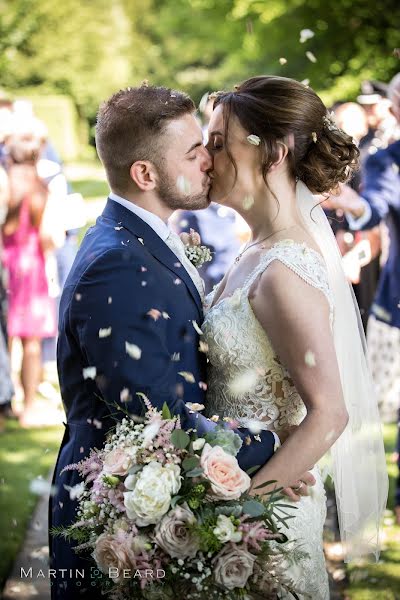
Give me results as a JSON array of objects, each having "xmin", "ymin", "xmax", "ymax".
[
  {"xmin": 213, "ymin": 545, "xmax": 255, "ymax": 590},
  {"xmin": 200, "ymin": 443, "xmax": 251, "ymax": 500},
  {"xmin": 93, "ymin": 532, "xmax": 135, "ymax": 581},
  {"xmin": 103, "ymin": 448, "xmax": 133, "ymax": 476}
]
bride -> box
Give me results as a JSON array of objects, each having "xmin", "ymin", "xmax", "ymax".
[{"xmin": 201, "ymin": 76, "xmax": 388, "ymax": 599}]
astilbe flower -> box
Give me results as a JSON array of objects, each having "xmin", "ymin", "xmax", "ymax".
[
  {"xmin": 238, "ymin": 516, "xmax": 281, "ymax": 552},
  {"xmin": 60, "ymin": 449, "xmax": 104, "ymax": 484}
]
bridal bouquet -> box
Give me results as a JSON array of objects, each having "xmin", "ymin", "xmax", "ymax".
[{"xmin": 53, "ymin": 396, "xmax": 301, "ymax": 599}]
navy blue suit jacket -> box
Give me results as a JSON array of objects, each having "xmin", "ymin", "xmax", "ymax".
[
  {"xmin": 357, "ymin": 140, "xmax": 400, "ymax": 327},
  {"xmin": 49, "ymin": 199, "xmax": 275, "ymax": 599}
]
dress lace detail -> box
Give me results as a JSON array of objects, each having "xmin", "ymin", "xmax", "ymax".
[{"xmin": 202, "ymin": 240, "xmax": 332, "ymax": 599}]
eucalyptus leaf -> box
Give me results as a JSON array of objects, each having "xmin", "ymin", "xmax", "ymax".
[
  {"xmin": 182, "ymin": 456, "xmax": 200, "ymax": 471},
  {"xmin": 252, "ymin": 479, "xmax": 278, "ymax": 490},
  {"xmin": 170, "ymin": 495, "xmax": 182, "ymax": 508},
  {"xmin": 186, "ymin": 467, "xmax": 204, "ymax": 477},
  {"xmin": 171, "ymin": 429, "xmax": 190, "ymax": 449},
  {"xmin": 242, "ymin": 500, "xmax": 265, "ymax": 518},
  {"xmin": 246, "ymin": 465, "xmax": 260, "ymax": 476}
]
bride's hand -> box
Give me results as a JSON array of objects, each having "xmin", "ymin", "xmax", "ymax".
[{"xmin": 249, "ymin": 470, "xmax": 316, "ymax": 503}]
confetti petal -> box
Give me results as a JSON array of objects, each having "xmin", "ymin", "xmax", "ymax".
[
  {"xmin": 279, "ymin": 57, "xmax": 287, "ymax": 65},
  {"xmin": 306, "ymin": 51, "xmax": 317, "ymax": 63},
  {"xmin": 125, "ymin": 342, "xmax": 142, "ymax": 360},
  {"xmin": 120, "ymin": 388, "xmax": 130, "ymax": 402},
  {"xmin": 247, "ymin": 134, "xmax": 261, "ymax": 146},
  {"xmin": 147, "ymin": 308, "xmax": 162, "ymax": 321},
  {"xmin": 229, "ymin": 370, "xmax": 259, "ymax": 396},
  {"xmin": 83, "ymin": 366, "xmax": 97, "ymax": 380},
  {"xmin": 192, "ymin": 320, "xmax": 203, "ymax": 335},
  {"xmin": 98, "ymin": 327, "xmax": 112, "ymax": 338},
  {"xmin": 177, "ymin": 175, "xmax": 192, "ymax": 194},
  {"xmin": 242, "ymin": 195, "xmax": 254, "ymax": 210},
  {"xmin": 300, "ymin": 29, "xmax": 315, "ymax": 43},
  {"xmin": 178, "ymin": 371, "xmax": 195, "ymax": 383},
  {"xmin": 305, "ymin": 350, "xmax": 316, "ymax": 367}
]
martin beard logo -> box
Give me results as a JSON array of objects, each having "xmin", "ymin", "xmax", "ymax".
[{"xmin": 20, "ymin": 567, "xmax": 166, "ymax": 581}]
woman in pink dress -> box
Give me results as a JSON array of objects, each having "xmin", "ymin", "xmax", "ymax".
[{"xmin": 2, "ymin": 135, "xmax": 56, "ymax": 427}]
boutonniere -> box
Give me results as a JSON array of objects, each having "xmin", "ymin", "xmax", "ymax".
[{"xmin": 180, "ymin": 229, "xmax": 212, "ymax": 268}]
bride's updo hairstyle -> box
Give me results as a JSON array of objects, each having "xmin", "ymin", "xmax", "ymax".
[{"xmin": 212, "ymin": 76, "xmax": 359, "ymax": 194}]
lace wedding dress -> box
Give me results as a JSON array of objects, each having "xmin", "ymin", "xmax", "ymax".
[{"xmin": 202, "ymin": 239, "xmax": 332, "ymax": 600}]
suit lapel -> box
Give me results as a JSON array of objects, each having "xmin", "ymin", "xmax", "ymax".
[{"xmin": 101, "ymin": 199, "xmax": 203, "ymax": 317}]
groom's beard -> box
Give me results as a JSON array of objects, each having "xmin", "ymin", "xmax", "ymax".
[{"xmin": 156, "ymin": 167, "xmax": 210, "ymax": 211}]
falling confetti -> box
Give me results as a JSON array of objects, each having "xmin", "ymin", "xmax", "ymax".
[
  {"xmin": 180, "ymin": 219, "xmax": 189, "ymax": 228},
  {"xmin": 247, "ymin": 134, "xmax": 261, "ymax": 146},
  {"xmin": 147, "ymin": 308, "xmax": 162, "ymax": 321},
  {"xmin": 125, "ymin": 342, "xmax": 142, "ymax": 360},
  {"xmin": 178, "ymin": 371, "xmax": 196, "ymax": 383},
  {"xmin": 171, "ymin": 352, "xmax": 180, "ymax": 361},
  {"xmin": 242, "ymin": 195, "xmax": 254, "ymax": 210},
  {"xmin": 108, "ymin": 296, "xmax": 112, "ymax": 304},
  {"xmin": 279, "ymin": 58, "xmax": 287, "ymax": 65},
  {"xmin": 114, "ymin": 226, "xmax": 123, "ymax": 231},
  {"xmin": 138, "ymin": 237, "xmax": 144, "ymax": 245},
  {"xmin": 75, "ymin": 293, "xmax": 82, "ymax": 301},
  {"xmin": 120, "ymin": 388, "xmax": 130, "ymax": 402},
  {"xmin": 300, "ymin": 29, "xmax": 315, "ymax": 43},
  {"xmin": 229, "ymin": 370, "xmax": 259, "ymax": 396},
  {"xmin": 141, "ymin": 281, "xmax": 147, "ymax": 287},
  {"xmin": 141, "ymin": 266, "xmax": 147, "ymax": 272},
  {"xmin": 30, "ymin": 477, "xmax": 58, "ymax": 496},
  {"xmin": 99, "ymin": 327, "xmax": 112, "ymax": 338},
  {"xmin": 177, "ymin": 175, "xmax": 192, "ymax": 194},
  {"xmin": 192, "ymin": 320, "xmax": 203, "ymax": 335},
  {"xmin": 83, "ymin": 366, "xmax": 97, "ymax": 380},
  {"xmin": 306, "ymin": 51, "xmax": 317, "ymax": 63},
  {"xmin": 64, "ymin": 482, "xmax": 85, "ymax": 500},
  {"xmin": 198, "ymin": 381, "xmax": 208, "ymax": 391},
  {"xmin": 301, "ymin": 78, "xmax": 310, "ymax": 87},
  {"xmin": 162, "ymin": 312, "xmax": 170, "ymax": 320},
  {"xmin": 199, "ymin": 341, "xmax": 209, "ymax": 353},
  {"xmin": 304, "ymin": 350, "xmax": 316, "ymax": 367},
  {"xmin": 174, "ymin": 278, "xmax": 182, "ymax": 285},
  {"xmin": 93, "ymin": 419, "xmax": 103, "ymax": 429},
  {"xmin": 311, "ymin": 132, "xmax": 318, "ymax": 143}
]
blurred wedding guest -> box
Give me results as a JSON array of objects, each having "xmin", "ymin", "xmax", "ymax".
[
  {"xmin": 1, "ymin": 134, "xmax": 57, "ymax": 427},
  {"xmin": 0, "ymin": 165, "xmax": 14, "ymax": 430},
  {"xmin": 334, "ymin": 102, "xmax": 382, "ymax": 330},
  {"xmin": 330, "ymin": 72, "xmax": 400, "ymax": 522}
]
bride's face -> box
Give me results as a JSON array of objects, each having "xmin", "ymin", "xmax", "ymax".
[{"xmin": 206, "ymin": 105, "xmax": 263, "ymax": 209}]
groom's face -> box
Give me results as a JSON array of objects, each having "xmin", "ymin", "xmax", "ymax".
[{"xmin": 155, "ymin": 114, "xmax": 212, "ymax": 211}]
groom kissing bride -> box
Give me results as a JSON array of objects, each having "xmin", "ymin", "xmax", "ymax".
[{"xmin": 50, "ymin": 80, "xmax": 387, "ymax": 600}]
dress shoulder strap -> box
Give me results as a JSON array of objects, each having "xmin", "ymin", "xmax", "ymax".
[{"xmin": 243, "ymin": 239, "xmax": 334, "ymax": 324}]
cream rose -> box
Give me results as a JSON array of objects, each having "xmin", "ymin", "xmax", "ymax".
[
  {"xmin": 93, "ymin": 533, "xmax": 134, "ymax": 582},
  {"xmin": 123, "ymin": 462, "xmax": 181, "ymax": 526},
  {"xmin": 103, "ymin": 448, "xmax": 133, "ymax": 476},
  {"xmin": 213, "ymin": 545, "xmax": 255, "ymax": 590},
  {"xmin": 213, "ymin": 514, "xmax": 242, "ymax": 543},
  {"xmin": 154, "ymin": 503, "xmax": 199, "ymax": 559},
  {"xmin": 200, "ymin": 443, "xmax": 251, "ymax": 500}
]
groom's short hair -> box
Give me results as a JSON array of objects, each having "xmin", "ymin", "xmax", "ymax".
[{"xmin": 96, "ymin": 85, "xmax": 195, "ymax": 193}]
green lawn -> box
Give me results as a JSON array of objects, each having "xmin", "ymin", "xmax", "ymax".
[
  {"xmin": 71, "ymin": 177, "xmax": 109, "ymax": 201},
  {"xmin": 0, "ymin": 421, "xmax": 63, "ymax": 589},
  {"xmin": 346, "ymin": 424, "xmax": 400, "ymax": 600}
]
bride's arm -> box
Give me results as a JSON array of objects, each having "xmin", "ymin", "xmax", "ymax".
[{"xmin": 249, "ymin": 259, "xmax": 349, "ymax": 492}]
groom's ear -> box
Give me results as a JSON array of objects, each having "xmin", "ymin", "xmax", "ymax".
[{"xmin": 130, "ymin": 161, "xmax": 158, "ymax": 191}]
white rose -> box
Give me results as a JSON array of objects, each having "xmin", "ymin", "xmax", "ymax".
[
  {"xmin": 123, "ymin": 462, "xmax": 181, "ymax": 526},
  {"xmin": 192, "ymin": 438, "xmax": 206, "ymax": 451},
  {"xmin": 213, "ymin": 514, "xmax": 242, "ymax": 543}
]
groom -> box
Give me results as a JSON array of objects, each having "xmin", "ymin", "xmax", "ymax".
[{"xmin": 50, "ymin": 84, "xmax": 311, "ymax": 599}]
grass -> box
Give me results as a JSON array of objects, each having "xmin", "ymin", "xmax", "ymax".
[
  {"xmin": 71, "ymin": 178, "xmax": 109, "ymax": 201},
  {"xmin": 345, "ymin": 424, "xmax": 400, "ymax": 600},
  {"xmin": 0, "ymin": 420, "xmax": 63, "ymax": 589}
]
